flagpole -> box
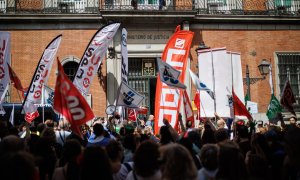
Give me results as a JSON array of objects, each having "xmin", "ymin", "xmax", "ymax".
[
  {"xmin": 210, "ymin": 50, "xmax": 217, "ymax": 116},
  {"xmin": 42, "ymin": 83, "xmax": 45, "ymax": 124}
]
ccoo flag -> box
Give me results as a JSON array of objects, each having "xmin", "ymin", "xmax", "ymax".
[
  {"xmin": 7, "ymin": 63, "xmax": 24, "ymax": 92},
  {"xmin": 157, "ymin": 58, "xmax": 186, "ymax": 89},
  {"xmin": 116, "ymin": 82, "xmax": 144, "ymax": 108},
  {"xmin": 54, "ymin": 58, "xmax": 95, "ymax": 138},
  {"xmin": 266, "ymin": 94, "xmax": 282, "ymax": 120},
  {"xmin": 189, "ymin": 69, "xmax": 214, "ymax": 99},
  {"xmin": 182, "ymin": 90, "xmax": 194, "ymax": 127}
]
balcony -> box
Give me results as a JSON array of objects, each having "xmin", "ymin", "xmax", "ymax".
[{"xmin": 0, "ymin": 0, "xmax": 299, "ymax": 16}]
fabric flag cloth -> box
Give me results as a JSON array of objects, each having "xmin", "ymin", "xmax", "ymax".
[
  {"xmin": 194, "ymin": 91, "xmax": 200, "ymax": 120},
  {"xmin": 23, "ymin": 34, "xmax": 62, "ymax": 123},
  {"xmin": 43, "ymin": 85, "xmax": 54, "ymax": 106},
  {"xmin": 266, "ymin": 94, "xmax": 282, "ymax": 120},
  {"xmin": 154, "ymin": 25, "xmax": 194, "ymax": 134},
  {"xmin": 280, "ymin": 80, "xmax": 296, "ymax": 115},
  {"xmin": 189, "ymin": 69, "xmax": 214, "ymax": 99},
  {"xmin": 157, "ymin": 58, "xmax": 186, "ymax": 89},
  {"xmin": 233, "ymin": 89, "xmax": 252, "ymax": 120},
  {"xmin": 182, "ymin": 90, "xmax": 194, "ymax": 127},
  {"xmin": 121, "ymin": 28, "xmax": 129, "ymax": 84},
  {"xmin": 127, "ymin": 108, "xmax": 137, "ymax": 121},
  {"xmin": 54, "ymin": 59, "xmax": 95, "ymax": 138},
  {"xmin": 73, "ymin": 23, "xmax": 120, "ymax": 95},
  {"xmin": 9, "ymin": 103, "xmax": 14, "ymax": 126},
  {"xmin": 116, "ymin": 82, "xmax": 144, "ymax": 108},
  {"xmin": 7, "ymin": 63, "xmax": 24, "ymax": 92},
  {"xmin": 0, "ymin": 32, "xmax": 11, "ymax": 111}
]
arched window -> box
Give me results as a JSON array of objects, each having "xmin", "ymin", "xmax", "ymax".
[{"xmin": 61, "ymin": 56, "xmax": 80, "ymax": 81}]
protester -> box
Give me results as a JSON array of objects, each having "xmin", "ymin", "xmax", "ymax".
[
  {"xmin": 198, "ymin": 144, "xmax": 219, "ymax": 180},
  {"xmin": 87, "ymin": 123, "xmax": 110, "ymax": 147}
]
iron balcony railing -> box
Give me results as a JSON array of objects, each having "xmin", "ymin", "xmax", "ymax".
[{"xmin": 0, "ymin": 0, "xmax": 299, "ymax": 15}]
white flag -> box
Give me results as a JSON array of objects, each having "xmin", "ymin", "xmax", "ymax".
[
  {"xmin": 116, "ymin": 82, "xmax": 144, "ymax": 108},
  {"xmin": 0, "ymin": 32, "xmax": 10, "ymax": 108},
  {"xmin": 121, "ymin": 28, "xmax": 128, "ymax": 84},
  {"xmin": 157, "ymin": 58, "xmax": 186, "ymax": 89},
  {"xmin": 23, "ymin": 35, "xmax": 62, "ymax": 123},
  {"xmin": 269, "ymin": 64, "xmax": 273, "ymax": 94},
  {"xmin": 43, "ymin": 85, "xmax": 54, "ymax": 106},
  {"xmin": 73, "ymin": 23, "xmax": 120, "ymax": 95},
  {"xmin": 9, "ymin": 104, "xmax": 14, "ymax": 126},
  {"xmin": 189, "ymin": 69, "xmax": 214, "ymax": 99}
]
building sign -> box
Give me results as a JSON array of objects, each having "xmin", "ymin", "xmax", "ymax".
[
  {"xmin": 142, "ymin": 59, "xmax": 155, "ymax": 76},
  {"xmin": 127, "ymin": 31, "xmax": 172, "ymax": 44}
]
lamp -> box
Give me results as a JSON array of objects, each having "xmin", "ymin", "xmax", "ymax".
[
  {"xmin": 195, "ymin": 41, "xmax": 210, "ymax": 52},
  {"xmin": 244, "ymin": 59, "xmax": 271, "ymax": 101},
  {"xmin": 108, "ymin": 47, "xmax": 115, "ymax": 59}
]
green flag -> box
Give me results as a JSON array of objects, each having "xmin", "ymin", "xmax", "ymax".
[
  {"xmin": 245, "ymin": 94, "xmax": 250, "ymax": 106},
  {"xmin": 266, "ymin": 94, "xmax": 282, "ymax": 120}
]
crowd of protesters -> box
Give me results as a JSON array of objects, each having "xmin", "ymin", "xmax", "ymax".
[{"xmin": 0, "ymin": 112, "xmax": 299, "ymax": 180}]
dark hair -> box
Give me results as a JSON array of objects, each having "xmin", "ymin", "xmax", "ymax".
[
  {"xmin": 200, "ymin": 144, "xmax": 218, "ymax": 171},
  {"xmin": 214, "ymin": 128, "xmax": 229, "ymax": 143},
  {"xmin": 81, "ymin": 146, "xmax": 113, "ymax": 180},
  {"xmin": 93, "ymin": 123, "xmax": 104, "ymax": 137},
  {"xmin": 159, "ymin": 126, "xmax": 174, "ymax": 145},
  {"xmin": 106, "ymin": 140, "xmax": 123, "ymax": 162},
  {"xmin": 134, "ymin": 140, "xmax": 160, "ymax": 177}
]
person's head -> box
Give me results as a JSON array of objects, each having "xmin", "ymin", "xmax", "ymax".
[
  {"xmin": 245, "ymin": 154, "xmax": 268, "ymax": 179},
  {"xmin": 93, "ymin": 123, "xmax": 104, "ymax": 137},
  {"xmin": 40, "ymin": 127, "xmax": 57, "ymax": 144},
  {"xmin": 62, "ymin": 139, "xmax": 82, "ymax": 163},
  {"xmin": 0, "ymin": 135, "xmax": 25, "ymax": 155},
  {"xmin": 81, "ymin": 146, "xmax": 113, "ymax": 180},
  {"xmin": 186, "ymin": 120, "xmax": 193, "ymax": 129},
  {"xmin": 289, "ymin": 116, "xmax": 297, "ymax": 125},
  {"xmin": 45, "ymin": 119, "xmax": 54, "ymax": 128},
  {"xmin": 214, "ymin": 128, "xmax": 229, "ymax": 143},
  {"xmin": 159, "ymin": 143, "xmax": 197, "ymax": 180},
  {"xmin": 284, "ymin": 127, "xmax": 300, "ymax": 170},
  {"xmin": 106, "ymin": 140, "xmax": 123, "ymax": 162},
  {"xmin": 148, "ymin": 115, "xmax": 154, "ymax": 121},
  {"xmin": 159, "ymin": 125, "xmax": 174, "ymax": 145},
  {"xmin": 58, "ymin": 120, "xmax": 70, "ymax": 131},
  {"xmin": 134, "ymin": 140, "xmax": 160, "ymax": 177},
  {"xmin": 200, "ymin": 144, "xmax": 219, "ymax": 171},
  {"xmin": 217, "ymin": 119, "xmax": 226, "ymax": 129}
]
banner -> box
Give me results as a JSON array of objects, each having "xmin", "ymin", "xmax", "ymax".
[
  {"xmin": 194, "ymin": 91, "xmax": 200, "ymax": 120},
  {"xmin": 116, "ymin": 82, "xmax": 144, "ymax": 108},
  {"xmin": 0, "ymin": 32, "xmax": 10, "ymax": 107},
  {"xmin": 154, "ymin": 26, "xmax": 194, "ymax": 133},
  {"xmin": 182, "ymin": 90, "xmax": 194, "ymax": 126},
  {"xmin": 121, "ymin": 28, "xmax": 128, "ymax": 84},
  {"xmin": 54, "ymin": 59, "xmax": 95, "ymax": 137},
  {"xmin": 128, "ymin": 108, "xmax": 137, "ymax": 121},
  {"xmin": 23, "ymin": 34, "xmax": 62, "ymax": 123},
  {"xmin": 280, "ymin": 80, "xmax": 296, "ymax": 115},
  {"xmin": 266, "ymin": 94, "xmax": 282, "ymax": 119},
  {"xmin": 157, "ymin": 58, "xmax": 186, "ymax": 89},
  {"xmin": 233, "ymin": 89, "xmax": 252, "ymax": 120},
  {"xmin": 73, "ymin": 23, "xmax": 120, "ymax": 95},
  {"xmin": 44, "ymin": 85, "xmax": 54, "ymax": 106}
]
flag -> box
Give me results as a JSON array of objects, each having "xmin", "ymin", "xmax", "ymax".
[
  {"xmin": 189, "ymin": 69, "xmax": 214, "ymax": 99},
  {"xmin": 43, "ymin": 85, "xmax": 54, "ymax": 106},
  {"xmin": 128, "ymin": 108, "xmax": 137, "ymax": 121},
  {"xmin": 7, "ymin": 63, "xmax": 24, "ymax": 92},
  {"xmin": 183, "ymin": 90, "xmax": 194, "ymax": 127},
  {"xmin": 9, "ymin": 104, "xmax": 14, "ymax": 126},
  {"xmin": 157, "ymin": 58, "xmax": 186, "ymax": 89},
  {"xmin": 244, "ymin": 93, "xmax": 250, "ymax": 106},
  {"xmin": 0, "ymin": 104, "xmax": 5, "ymax": 115},
  {"xmin": 280, "ymin": 80, "xmax": 296, "ymax": 115},
  {"xmin": 23, "ymin": 34, "xmax": 62, "ymax": 123},
  {"xmin": 154, "ymin": 26, "xmax": 194, "ymax": 133},
  {"xmin": 0, "ymin": 32, "xmax": 10, "ymax": 109},
  {"xmin": 73, "ymin": 23, "xmax": 120, "ymax": 95},
  {"xmin": 233, "ymin": 89, "xmax": 252, "ymax": 120},
  {"xmin": 266, "ymin": 94, "xmax": 282, "ymax": 120},
  {"xmin": 116, "ymin": 82, "xmax": 144, "ymax": 108},
  {"xmin": 194, "ymin": 91, "xmax": 200, "ymax": 120},
  {"xmin": 121, "ymin": 28, "xmax": 128, "ymax": 84},
  {"xmin": 54, "ymin": 59, "xmax": 95, "ymax": 138}
]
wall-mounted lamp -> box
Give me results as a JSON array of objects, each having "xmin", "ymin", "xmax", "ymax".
[
  {"xmin": 195, "ymin": 41, "xmax": 210, "ymax": 52},
  {"xmin": 108, "ymin": 47, "xmax": 115, "ymax": 59}
]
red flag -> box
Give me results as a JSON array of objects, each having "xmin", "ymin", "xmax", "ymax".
[
  {"xmin": 233, "ymin": 90, "xmax": 252, "ymax": 120},
  {"xmin": 25, "ymin": 111, "xmax": 39, "ymax": 123},
  {"xmin": 128, "ymin": 108, "xmax": 137, "ymax": 121},
  {"xmin": 280, "ymin": 80, "xmax": 296, "ymax": 115},
  {"xmin": 183, "ymin": 90, "xmax": 194, "ymax": 127},
  {"xmin": 7, "ymin": 63, "xmax": 24, "ymax": 92},
  {"xmin": 54, "ymin": 58, "xmax": 95, "ymax": 138},
  {"xmin": 137, "ymin": 107, "xmax": 148, "ymax": 114}
]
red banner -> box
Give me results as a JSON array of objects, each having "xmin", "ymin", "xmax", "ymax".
[
  {"xmin": 128, "ymin": 108, "xmax": 137, "ymax": 121},
  {"xmin": 54, "ymin": 58, "xmax": 95, "ymax": 137},
  {"xmin": 154, "ymin": 26, "xmax": 194, "ymax": 134},
  {"xmin": 7, "ymin": 63, "xmax": 24, "ymax": 92}
]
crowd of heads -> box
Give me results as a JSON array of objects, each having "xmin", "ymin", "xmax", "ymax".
[{"xmin": 0, "ymin": 113, "xmax": 299, "ymax": 180}]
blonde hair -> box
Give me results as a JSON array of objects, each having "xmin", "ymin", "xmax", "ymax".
[{"xmin": 159, "ymin": 143, "xmax": 197, "ymax": 180}]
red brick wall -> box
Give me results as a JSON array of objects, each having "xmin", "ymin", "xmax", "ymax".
[
  {"xmin": 190, "ymin": 29, "xmax": 300, "ymax": 113},
  {"xmin": 9, "ymin": 30, "xmax": 107, "ymax": 117}
]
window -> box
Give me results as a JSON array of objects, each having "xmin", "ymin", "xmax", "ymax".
[{"xmin": 277, "ymin": 53, "xmax": 300, "ymax": 112}]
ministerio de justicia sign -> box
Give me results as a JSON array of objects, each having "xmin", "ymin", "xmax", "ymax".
[{"xmin": 127, "ymin": 30, "xmax": 172, "ymax": 44}]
